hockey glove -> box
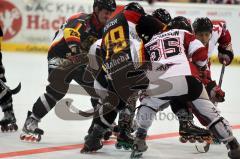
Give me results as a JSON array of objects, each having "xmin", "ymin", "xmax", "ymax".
[
  {"xmin": 218, "ymin": 46, "xmax": 234, "ymax": 66},
  {"xmin": 206, "ymin": 80, "xmax": 225, "ymax": 103}
]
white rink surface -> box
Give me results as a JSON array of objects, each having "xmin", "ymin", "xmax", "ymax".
[{"xmin": 0, "ymin": 52, "xmax": 239, "ymax": 159}]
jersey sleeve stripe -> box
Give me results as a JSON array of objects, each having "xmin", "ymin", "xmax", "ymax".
[{"xmin": 188, "ymin": 39, "xmax": 205, "ymax": 57}]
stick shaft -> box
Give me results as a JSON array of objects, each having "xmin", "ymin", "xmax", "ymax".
[{"xmin": 218, "ymin": 64, "xmax": 225, "ymax": 88}]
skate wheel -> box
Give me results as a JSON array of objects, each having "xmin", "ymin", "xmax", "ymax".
[
  {"xmin": 203, "ymin": 136, "xmax": 213, "ymax": 144},
  {"xmin": 24, "ymin": 135, "xmax": 33, "ymax": 141},
  {"xmin": 9, "ymin": 125, "xmax": 13, "ymax": 131},
  {"xmin": 36, "ymin": 135, "xmax": 41, "ymax": 142},
  {"xmin": 179, "ymin": 137, "xmax": 187, "ymax": 143},
  {"xmin": 12, "ymin": 124, "xmax": 18, "ymax": 131},
  {"xmin": 31, "ymin": 136, "xmax": 36, "ymax": 142},
  {"xmin": 10, "ymin": 124, "xmax": 17, "ymax": 131},
  {"xmin": 1, "ymin": 126, "xmax": 9, "ymax": 132},
  {"xmin": 197, "ymin": 138, "xmax": 204, "ymax": 143},
  {"xmin": 189, "ymin": 137, "xmax": 196, "ymax": 143},
  {"xmin": 20, "ymin": 134, "xmax": 26, "ymax": 140},
  {"xmin": 115, "ymin": 143, "xmax": 122, "ymax": 149},
  {"xmin": 1, "ymin": 127, "xmax": 4, "ymax": 132}
]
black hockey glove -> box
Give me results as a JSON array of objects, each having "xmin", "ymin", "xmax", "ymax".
[{"xmin": 218, "ymin": 46, "xmax": 234, "ymax": 66}]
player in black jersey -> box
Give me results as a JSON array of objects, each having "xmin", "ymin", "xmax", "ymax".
[
  {"xmin": 20, "ymin": 0, "xmax": 116, "ymax": 142},
  {"xmin": 81, "ymin": 2, "xmax": 162, "ymax": 153}
]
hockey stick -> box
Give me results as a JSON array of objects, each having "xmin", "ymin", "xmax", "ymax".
[
  {"xmin": 195, "ymin": 64, "xmax": 226, "ymax": 153},
  {"xmin": 218, "ymin": 64, "xmax": 225, "ymax": 88},
  {"xmin": 11, "ymin": 82, "xmax": 21, "ymax": 94}
]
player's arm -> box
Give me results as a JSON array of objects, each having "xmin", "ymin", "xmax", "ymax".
[
  {"xmin": 63, "ymin": 19, "xmax": 88, "ymax": 64},
  {"xmin": 217, "ymin": 23, "xmax": 234, "ymax": 66},
  {"xmin": 185, "ymin": 32, "xmax": 225, "ymax": 103},
  {"xmin": 184, "ymin": 32, "xmax": 211, "ymax": 83},
  {"xmin": 184, "ymin": 32, "xmax": 208, "ymax": 68}
]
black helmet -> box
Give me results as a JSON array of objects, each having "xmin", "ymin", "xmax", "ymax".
[
  {"xmin": 169, "ymin": 16, "xmax": 192, "ymax": 33},
  {"xmin": 136, "ymin": 15, "xmax": 164, "ymax": 43},
  {"xmin": 152, "ymin": 8, "xmax": 172, "ymax": 24},
  {"xmin": 124, "ymin": 2, "xmax": 145, "ymax": 15},
  {"xmin": 192, "ymin": 17, "xmax": 213, "ymax": 33},
  {"xmin": 93, "ymin": 0, "xmax": 116, "ymax": 12}
]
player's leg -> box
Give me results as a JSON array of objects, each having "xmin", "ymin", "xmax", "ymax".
[
  {"xmin": 162, "ymin": 76, "xmax": 240, "ymax": 157},
  {"xmin": 115, "ymin": 98, "xmax": 137, "ymax": 150},
  {"xmin": 170, "ymin": 99, "xmax": 211, "ymax": 143},
  {"xmin": 0, "ymin": 53, "xmax": 18, "ymax": 132},
  {"xmin": 0, "ymin": 79, "xmax": 18, "ymax": 132},
  {"xmin": 73, "ymin": 65, "xmax": 101, "ymax": 135},
  {"xmin": 81, "ymin": 100, "xmax": 118, "ymax": 153},
  {"xmin": 81, "ymin": 79, "xmax": 135, "ymax": 152},
  {"xmin": 75, "ymin": 69, "xmax": 115, "ymax": 144},
  {"xmin": 20, "ymin": 61, "xmax": 76, "ymax": 141},
  {"xmin": 131, "ymin": 97, "xmax": 165, "ymax": 158},
  {"xmin": 191, "ymin": 89, "xmax": 240, "ymax": 158},
  {"xmin": 131, "ymin": 76, "xmax": 206, "ymax": 157},
  {"xmin": 111, "ymin": 65, "xmax": 148, "ymax": 151}
]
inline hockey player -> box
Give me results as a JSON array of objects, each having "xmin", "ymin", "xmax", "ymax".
[
  {"xmin": 170, "ymin": 17, "xmax": 234, "ymax": 146},
  {"xmin": 0, "ymin": 26, "xmax": 19, "ymax": 132},
  {"xmin": 192, "ymin": 17, "xmax": 233, "ymax": 102},
  {"xmin": 81, "ymin": 2, "xmax": 156, "ymax": 153},
  {"xmin": 20, "ymin": 0, "xmax": 116, "ymax": 142},
  {"xmin": 130, "ymin": 16, "xmax": 240, "ymax": 159},
  {"xmin": 152, "ymin": 11, "xmax": 212, "ymax": 145},
  {"xmin": 166, "ymin": 17, "xmax": 212, "ymax": 144}
]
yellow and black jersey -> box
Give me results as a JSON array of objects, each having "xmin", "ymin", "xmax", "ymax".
[
  {"xmin": 0, "ymin": 26, "xmax": 3, "ymax": 52},
  {"xmin": 48, "ymin": 12, "xmax": 104, "ymax": 59},
  {"xmin": 101, "ymin": 10, "xmax": 145, "ymax": 75},
  {"xmin": 99, "ymin": 10, "xmax": 149, "ymax": 101}
]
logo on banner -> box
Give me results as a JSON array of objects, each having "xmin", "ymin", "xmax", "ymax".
[{"xmin": 0, "ymin": 0, "xmax": 22, "ymax": 41}]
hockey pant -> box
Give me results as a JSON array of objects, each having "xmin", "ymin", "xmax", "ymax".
[
  {"xmin": 137, "ymin": 75, "xmax": 235, "ymax": 144},
  {"xmin": 89, "ymin": 79, "xmax": 137, "ymax": 132},
  {"xmin": 90, "ymin": 64, "xmax": 149, "ymax": 131},
  {"xmin": 31, "ymin": 62, "xmax": 98, "ymax": 120}
]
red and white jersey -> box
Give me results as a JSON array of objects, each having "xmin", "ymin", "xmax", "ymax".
[
  {"xmin": 207, "ymin": 22, "xmax": 231, "ymax": 57},
  {"xmin": 145, "ymin": 29, "xmax": 208, "ymax": 81}
]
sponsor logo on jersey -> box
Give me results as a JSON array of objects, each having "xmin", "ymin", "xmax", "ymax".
[
  {"xmin": 104, "ymin": 19, "xmax": 118, "ymax": 33},
  {"xmin": 104, "ymin": 53, "xmax": 130, "ymax": 70}
]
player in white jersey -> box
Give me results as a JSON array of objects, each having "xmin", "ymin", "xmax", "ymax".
[
  {"xmin": 130, "ymin": 16, "xmax": 240, "ymax": 159},
  {"xmin": 169, "ymin": 17, "xmax": 234, "ymax": 145},
  {"xmin": 192, "ymin": 17, "xmax": 233, "ymax": 102},
  {"xmin": 151, "ymin": 13, "xmax": 213, "ymax": 145}
]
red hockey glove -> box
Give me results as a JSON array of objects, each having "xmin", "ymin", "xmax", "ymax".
[{"xmin": 206, "ymin": 81, "xmax": 225, "ymax": 103}]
